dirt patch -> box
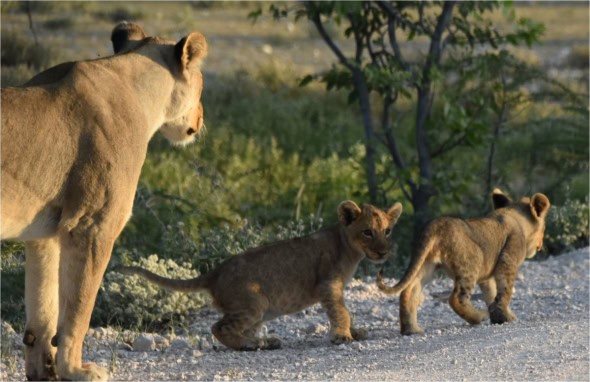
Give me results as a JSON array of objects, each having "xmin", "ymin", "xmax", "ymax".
[{"xmin": 2, "ymin": 247, "xmax": 588, "ymax": 380}]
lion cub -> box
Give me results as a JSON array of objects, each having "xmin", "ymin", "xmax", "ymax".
[
  {"xmin": 118, "ymin": 200, "xmax": 402, "ymax": 350},
  {"xmin": 377, "ymin": 189, "xmax": 550, "ymax": 335}
]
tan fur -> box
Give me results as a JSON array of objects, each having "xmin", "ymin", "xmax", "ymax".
[
  {"xmin": 1, "ymin": 22, "xmax": 207, "ymax": 381},
  {"xmin": 376, "ymin": 189, "xmax": 550, "ymax": 335},
  {"xmin": 117, "ymin": 201, "xmax": 403, "ymax": 351}
]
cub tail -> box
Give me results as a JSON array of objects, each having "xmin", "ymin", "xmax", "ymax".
[
  {"xmin": 376, "ymin": 237, "xmax": 435, "ymax": 295},
  {"xmin": 114, "ymin": 265, "xmax": 209, "ymax": 293}
]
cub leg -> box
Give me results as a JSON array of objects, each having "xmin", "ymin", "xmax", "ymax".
[
  {"xmin": 489, "ymin": 261, "xmax": 518, "ymax": 324},
  {"xmin": 399, "ymin": 281, "xmax": 424, "ymax": 335},
  {"xmin": 319, "ymin": 279, "xmax": 359, "ymax": 344},
  {"xmin": 478, "ymin": 278, "xmax": 497, "ymax": 306},
  {"xmin": 24, "ymin": 238, "xmax": 60, "ymax": 381},
  {"xmin": 243, "ymin": 321, "xmax": 282, "ymax": 350},
  {"xmin": 449, "ymin": 276, "xmax": 488, "ymax": 325},
  {"xmin": 54, "ymin": 224, "xmax": 120, "ymax": 381},
  {"xmin": 399, "ymin": 263, "xmax": 434, "ymax": 335},
  {"xmin": 212, "ymin": 311, "xmax": 275, "ymax": 351}
]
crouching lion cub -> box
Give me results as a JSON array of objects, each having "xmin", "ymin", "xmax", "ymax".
[
  {"xmin": 377, "ymin": 189, "xmax": 550, "ymax": 335},
  {"xmin": 117, "ymin": 200, "xmax": 402, "ymax": 350}
]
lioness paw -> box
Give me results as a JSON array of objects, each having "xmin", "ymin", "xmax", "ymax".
[{"xmin": 61, "ymin": 363, "xmax": 109, "ymax": 382}]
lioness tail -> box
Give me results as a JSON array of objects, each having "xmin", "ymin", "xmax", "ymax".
[
  {"xmin": 115, "ymin": 265, "xmax": 209, "ymax": 292},
  {"xmin": 376, "ymin": 238, "xmax": 435, "ymax": 295}
]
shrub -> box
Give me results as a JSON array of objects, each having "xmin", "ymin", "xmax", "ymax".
[
  {"xmin": 545, "ymin": 195, "xmax": 589, "ymax": 255},
  {"xmin": 0, "ymin": 243, "xmax": 25, "ymax": 332},
  {"xmin": 93, "ymin": 7, "xmax": 144, "ymax": 22},
  {"xmin": 1, "ymin": 31, "xmax": 54, "ymax": 70},
  {"xmin": 43, "ymin": 17, "xmax": 75, "ymax": 31},
  {"xmin": 94, "ymin": 255, "xmax": 206, "ymax": 331}
]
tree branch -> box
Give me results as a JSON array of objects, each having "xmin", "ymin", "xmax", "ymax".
[
  {"xmin": 305, "ymin": 2, "xmax": 354, "ymax": 71},
  {"xmin": 377, "ymin": 1, "xmax": 410, "ymax": 72}
]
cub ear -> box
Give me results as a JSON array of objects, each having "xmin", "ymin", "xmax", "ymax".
[
  {"xmin": 175, "ymin": 32, "xmax": 208, "ymax": 74},
  {"xmin": 492, "ymin": 188, "xmax": 511, "ymax": 210},
  {"xmin": 111, "ymin": 22, "xmax": 147, "ymax": 54},
  {"xmin": 337, "ymin": 200, "xmax": 362, "ymax": 226},
  {"xmin": 387, "ymin": 202, "xmax": 403, "ymax": 225},
  {"xmin": 530, "ymin": 193, "xmax": 550, "ymax": 219}
]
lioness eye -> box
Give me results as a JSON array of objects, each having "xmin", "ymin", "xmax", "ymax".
[
  {"xmin": 362, "ymin": 230, "xmax": 373, "ymax": 238},
  {"xmin": 385, "ymin": 228, "xmax": 392, "ymax": 237}
]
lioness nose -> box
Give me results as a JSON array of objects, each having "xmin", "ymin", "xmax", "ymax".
[{"xmin": 378, "ymin": 251, "xmax": 388, "ymax": 258}]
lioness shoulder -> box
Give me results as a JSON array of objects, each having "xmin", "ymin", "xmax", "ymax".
[{"xmin": 118, "ymin": 200, "xmax": 403, "ymax": 350}]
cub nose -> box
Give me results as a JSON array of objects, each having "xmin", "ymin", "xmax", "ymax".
[{"xmin": 378, "ymin": 251, "xmax": 388, "ymax": 259}]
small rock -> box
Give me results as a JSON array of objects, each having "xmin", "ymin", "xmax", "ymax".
[
  {"xmin": 305, "ymin": 323, "xmax": 328, "ymax": 335},
  {"xmin": 171, "ymin": 338, "xmax": 191, "ymax": 350},
  {"xmin": 94, "ymin": 327, "xmax": 109, "ymax": 340},
  {"xmin": 118, "ymin": 342, "xmax": 133, "ymax": 351},
  {"xmin": 153, "ymin": 335, "xmax": 170, "ymax": 349},
  {"xmin": 133, "ymin": 334, "xmax": 156, "ymax": 352}
]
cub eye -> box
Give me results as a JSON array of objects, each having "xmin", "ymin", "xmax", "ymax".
[
  {"xmin": 385, "ymin": 228, "xmax": 392, "ymax": 237},
  {"xmin": 362, "ymin": 230, "xmax": 373, "ymax": 238}
]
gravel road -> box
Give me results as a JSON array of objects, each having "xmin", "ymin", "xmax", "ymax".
[{"xmin": 2, "ymin": 247, "xmax": 588, "ymax": 381}]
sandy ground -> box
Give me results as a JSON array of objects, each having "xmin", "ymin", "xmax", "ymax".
[{"xmin": 2, "ymin": 247, "xmax": 588, "ymax": 381}]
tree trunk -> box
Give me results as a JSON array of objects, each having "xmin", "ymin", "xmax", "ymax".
[{"xmin": 353, "ymin": 69, "xmax": 379, "ymax": 204}]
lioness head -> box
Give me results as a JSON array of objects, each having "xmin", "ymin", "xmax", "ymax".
[
  {"xmin": 492, "ymin": 188, "xmax": 550, "ymax": 258},
  {"xmin": 111, "ymin": 22, "xmax": 207, "ymax": 145},
  {"xmin": 337, "ymin": 200, "xmax": 403, "ymax": 263}
]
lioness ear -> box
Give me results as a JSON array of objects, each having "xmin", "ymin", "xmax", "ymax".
[
  {"xmin": 111, "ymin": 22, "xmax": 147, "ymax": 54},
  {"xmin": 387, "ymin": 202, "xmax": 403, "ymax": 225},
  {"xmin": 530, "ymin": 193, "xmax": 550, "ymax": 219},
  {"xmin": 337, "ymin": 200, "xmax": 362, "ymax": 226},
  {"xmin": 492, "ymin": 188, "xmax": 511, "ymax": 209},
  {"xmin": 175, "ymin": 32, "xmax": 208, "ymax": 74}
]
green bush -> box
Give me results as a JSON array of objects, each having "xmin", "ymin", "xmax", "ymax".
[
  {"xmin": 1, "ymin": 242, "xmax": 25, "ymax": 331},
  {"xmin": 93, "ymin": 7, "xmax": 144, "ymax": 22},
  {"xmin": 545, "ymin": 195, "xmax": 589, "ymax": 255},
  {"xmin": 1, "ymin": 31, "xmax": 55, "ymax": 70},
  {"xmin": 94, "ymin": 255, "xmax": 206, "ymax": 331}
]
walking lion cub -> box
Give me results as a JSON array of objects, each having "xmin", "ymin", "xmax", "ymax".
[
  {"xmin": 118, "ymin": 200, "xmax": 402, "ymax": 350},
  {"xmin": 377, "ymin": 189, "xmax": 550, "ymax": 335}
]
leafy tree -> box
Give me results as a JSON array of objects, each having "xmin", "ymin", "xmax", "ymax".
[{"xmin": 251, "ymin": 1, "xmax": 545, "ymax": 236}]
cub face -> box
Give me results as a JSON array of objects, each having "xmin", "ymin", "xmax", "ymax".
[
  {"xmin": 338, "ymin": 200, "xmax": 403, "ymax": 263},
  {"xmin": 492, "ymin": 188, "xmax": 550, "ymax": 259},
  {"xmin": 111, "ymin": 22, "xmax": 207, "ymax": 145}
]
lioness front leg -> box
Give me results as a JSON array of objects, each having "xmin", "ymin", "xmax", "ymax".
[
  {"xmin": 24, "ymin": 238, "xmax": 60, "ymax": 381},
  {"xmin": 54, "ymin": 225, "xmax": 118, "ymax": 381},
  {"xmin": 319, "ymin": 280, "xmax": 358, "ymax": 344}
]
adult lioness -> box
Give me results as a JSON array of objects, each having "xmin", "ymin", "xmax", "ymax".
[
  {"xmin": 117, "ymin": 200, "xmax": 403, "ymax": 350},
  {"xmin": 376, "ymin": 189, "xmax": 550, "ymax": 335},
  {"xmin": 1, "ymin": 22, "xmax": 207, "ymax": 381}
]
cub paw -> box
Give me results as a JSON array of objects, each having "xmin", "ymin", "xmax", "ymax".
[
  {"xmin": 489, "ymin": 304, "xmax": 516, "ymax": 325},
  {"xmin": 400, "ymin": 325, "xmax": 424, "ymax": 336},
  {"xmin": 350, "ymin": 327, "xmax": 368, "ymax": 341},
  {"xmin": 263, "ymin": 337, "xmax": 282, "ymax": 350},
  {"xmin": 331, "ymin": 334, "xmax": 354, "ymax": 345}
]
